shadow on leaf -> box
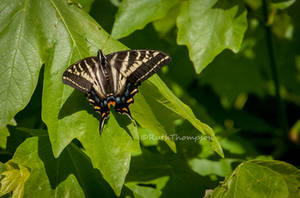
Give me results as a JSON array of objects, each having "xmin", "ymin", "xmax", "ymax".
[
  {"xmin": 37, "ymin": 135, "xmax": 116, "ymax": 198},
  {"xmin": 125, "ymin": 122, "xmax": 222, "ymax": 197},
  {"xmin": 58, "ymin": 90, "xmax": 98, "ymax": 120}
]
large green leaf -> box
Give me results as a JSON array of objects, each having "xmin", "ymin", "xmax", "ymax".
[
  {"xmin": 0, "ymin": 0, "xmax": 48, "ymax": 128},
  {"xmin": 111, "ymin": 0, "xmax": 179, "ymax": 39},
  {"xmin": 211, "ymin": 160, "xmax": 300, "ymax": 198},
  {"xmin": 38, "ymin": 0, "xmax": 221, "ymax": 156},
  {"xmin": 39, "ymin": 0, "xmax": 139, "ymax": 195},
  {"xmin": 176, "ymin": 0, "xmax": 248, "ymax": 73}
]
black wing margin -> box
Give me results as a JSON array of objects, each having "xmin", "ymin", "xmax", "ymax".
[{"xmin": 128, "ymin": 50, "xmax": 171, "ymax": 83}]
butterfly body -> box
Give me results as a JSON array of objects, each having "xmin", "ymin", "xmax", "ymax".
[{"xmin": 62, "ymin": 49, "xmax": 171, "ymax": 133}]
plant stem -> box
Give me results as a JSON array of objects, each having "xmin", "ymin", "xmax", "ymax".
[{"xmin": 262, "ymin": 0, "xmax": 288, "ymax": 135}]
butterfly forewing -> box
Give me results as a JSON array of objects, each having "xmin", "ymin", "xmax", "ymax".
[
  {"xmin": 106, "ymin": 50, "xmax": 171, "ymax": 95},
  {"xmin": 127, "ymin": 50, "xmax": 171, "ymax": 83},
  {"xmin": 62, "ymin": 56, "xmax": 108, "ymax": 100}
]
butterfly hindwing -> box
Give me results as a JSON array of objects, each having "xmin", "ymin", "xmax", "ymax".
[{"xmin": 62, "ymin": 56, "xmax": 108, "ymax": 100}]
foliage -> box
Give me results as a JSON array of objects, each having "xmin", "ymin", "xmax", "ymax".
[{"xmin": 0, "ymin": 0, "xmax": 300, "ymax": 197}]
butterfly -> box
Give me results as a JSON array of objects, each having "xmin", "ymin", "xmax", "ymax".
[{"xmin": 62, "ymin": 49, "xmax": 171, "ymax": 133}]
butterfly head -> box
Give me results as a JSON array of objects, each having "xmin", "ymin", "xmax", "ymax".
[{"xmin": 97, "ymin": 49, "xmax": 106, "ymax": 66}]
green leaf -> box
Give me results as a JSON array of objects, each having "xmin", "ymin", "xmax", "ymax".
[
  {"xmin": 131, "ymin": 81, "xmax": 178, "ymax": 152},
  {"xmin": 111, "ymin": 0, "xmax": 179, "ymax": 39},
  {"xmin": 0, "ymin": 0, "xmax": 46, "ymax": 128},
  {"xmin": 211, "ymin": 160, "xmax": 300, "ymax": 198},
  {"xmin": 251, "ymin": 160, "xmax": 300, "ymax": 198},
  {"xmin": 39, "ymin": 0, "xmax": 139, "ymax": 195},
  {"xmin": 0, "ymin": 161, "xmax": 30, "ymax": 198},
  {"xmin": 188, "ymin": 158, "xmax": 239, "ymax": 177},
  {"xmin": 176, "ymin": 0, "xmax": 248, "ymax": 73},
  {"xmin": 148, "ymin": 76, "xmax": 223, "ymax": 157},
  {"xmin": 38, "ymin": 0, "xmax": 220, "ymax": 157},
  {"xmin": 12, "ymin": 136, "xmax": 117, "ymax": 198}
]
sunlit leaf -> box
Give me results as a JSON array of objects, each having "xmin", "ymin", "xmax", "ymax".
[
  {"xmin": 0, "ymin": 0, "xmax": 46, "ymax": 128},
  {"xmin": 111, "ymin": 0, "xmax": 179, "ymax": 39},
  {"xmin": 177, "ymin": 0, "xmax": 248, "ymax": 73},
  {"xmin": 0, "ymin": 161, "xmax": 30, "ymax": 198},
  {"xmin": 211, "ymin": 160, "xmax": 300, "ymax": 198}
]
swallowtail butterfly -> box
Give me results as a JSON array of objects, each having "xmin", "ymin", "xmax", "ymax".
[{"xmin": 62, "ymin": 49, "xmax": 171, "ymax": 133}]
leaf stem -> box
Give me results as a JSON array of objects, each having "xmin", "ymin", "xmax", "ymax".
[{"xmin": 262, "ymin": 1, "xmax": 289, "ymax": 135}]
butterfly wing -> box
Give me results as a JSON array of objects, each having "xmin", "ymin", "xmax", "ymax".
[
  {"xmin": 106, "ymin": 50, "xmax": 171, "ymax": 95},
  {"xmin": 105, "ymin": 50, "xmax": 171, "ymax": 120},
  {"xmin": 62, "ymin": 56, "xmax": 111, "ymax": 133},
  {"xmin": 62, "ymin": 56, "xmax": 108, "ymax": 100}
]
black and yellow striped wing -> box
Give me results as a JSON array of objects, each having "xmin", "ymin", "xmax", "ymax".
[
  {"xmin": 62, "ymin": 56, "xmax": 108, "ymax": 100},
  {"xmin": 106, "ymin": 50, "xmax": 171, "ymax": 95}
]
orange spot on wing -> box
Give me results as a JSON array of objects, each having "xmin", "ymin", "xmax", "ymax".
[
  {"xmin": 101, "ymin": 112, "xmax": 106, "ymax": 117},
  {"xmin": 122, "ymin": 107, "xmax": 128, "ymax": 112}
]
